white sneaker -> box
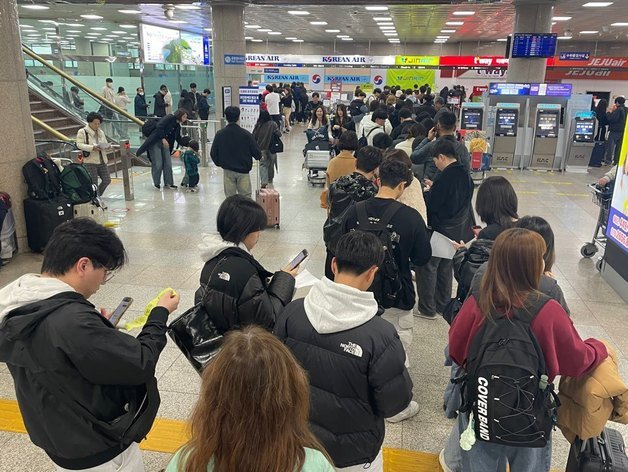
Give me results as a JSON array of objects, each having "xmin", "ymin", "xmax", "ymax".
[
  {"xmin": 439, "ymin": 449, "xmax": 453, "ymax": 472},
  {"xmin": 386, "ymin": 401, "xmax": 419, "ymax": 423}
]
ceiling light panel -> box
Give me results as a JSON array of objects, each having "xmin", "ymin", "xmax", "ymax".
[
  {"xmin": 80, "ymin": 14, "xmax": 103, "ymax": 20},
  {"xmin": 310, "ymin": 21, "xmax": 328, "ymax": 25},
  {"xmin": 325, "ymin": 29, "xmax": 340, "ymax": 33},
  {"xmin": 365, "ymin": 6, "xmax": 388, "ymax": 11},
  {"xmin": 288, "ymin": 11, "xmax": 310, "ymax": 15},
  {"xmin": 373, "ymin": 17, "xmax": 393, "ymax": 21},
  {"xmin": 118, "ymin": 9, "xmax": 142, "ymax": 14},
  {"xmin": 21, "ymin": 4, "xmax": 50, "ymax": 10},
  {"xmin": 582, "ymin": 2, "xmax": 613, "ymax": 6},
  {"xmin": 446, "ymin": 21, "xmax": 464, "ymax": 26},
  {"xmin": 453, "ymin": 11, "xmax": 475, "ymax": 16},
  {"xmin": 552, "ymin": 16, "xmax": 572, "ymax": 21}
]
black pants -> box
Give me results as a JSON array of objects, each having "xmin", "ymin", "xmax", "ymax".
[
  {"xmin": 188, "ymin": 174, "xmax": 199, "ymax": 188},
  {"xmin": 595, "ymin": 124, "xmax": 607, "ymax": 141},
  {"xmin": 417, "ymin": 256, "xmax": 453, "ymax": 315}
]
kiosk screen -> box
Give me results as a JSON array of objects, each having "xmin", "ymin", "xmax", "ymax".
[
  {"xmin": 495, "ymin": 110, "xmax": 518, "ymax": 136},
  {"xmin": 574, "ymin": 119, "xmax": 595, "ymax": 142},
  {"xmin": 461, "ymin": 110, "xmax": 482, "ymax": 130},
  {"xmin": 536, "ymin": 112, "xmax": 559, "ymax": 138}
]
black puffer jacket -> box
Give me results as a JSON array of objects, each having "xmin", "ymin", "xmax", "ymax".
[
  {"xmin": 274, "ymin": 278, "xmax": 413, "ymax": 468},
  {"xmin": 195, "ymin": 236, "xmax": 295, "ymax": 334},
  {"xmin": 453, "ymin": 238, "xmax": 493, "ymax": 300}
]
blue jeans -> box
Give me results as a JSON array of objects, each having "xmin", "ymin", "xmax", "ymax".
[
  {"xmin": 150, "ymin": 142, "xmax": 174, "ymax": 187},
  {"xmin": 448, "ymin": 414, "xmax": 552, "ymax": 472}
]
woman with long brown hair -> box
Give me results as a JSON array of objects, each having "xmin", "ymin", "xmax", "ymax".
[
  {"xmin": 447, "ymin": 228, "xmax": 607, "ymax": 472},
  {"xmin": 166, "ymin": 326, "xmax": 333, "ymax": 472}
]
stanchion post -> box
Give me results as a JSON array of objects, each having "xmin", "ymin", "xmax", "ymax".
[{"xmin": 119, "ymin": 139, "xmax": 134, "ymax": 202}]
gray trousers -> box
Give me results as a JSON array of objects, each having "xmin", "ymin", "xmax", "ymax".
[
  {"xmin": 260, "ymin": 150, "xmax": 277, "ymax": 185},
  {"xmin": 149, "ymin": 142, "xmax": 174, "ymax": 187},
  {"xmin": 84, "ymin": 163, "xmax": 111, "ymax": 196},
  {"xmin": 223, "ymin": 169, "xmax": 252, "ymax": 199},
  {"xmin": 417, "ymin": 256, "xmax": 453, "ymax": 316},
  {"xmin": 605, "ymin": 130, "xmax": 623, "ymax": 164}
]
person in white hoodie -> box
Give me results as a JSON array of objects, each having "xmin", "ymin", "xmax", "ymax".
[
  {"xmin": 358, "ymin": 108, "xmax": 393, "ymax": 147},
  {"xmin": 0, "ymin": 217, "xmax": 180, "ymax": 472},
  {"xmin": 274, "ymin": 231, "xmax": 416, "ymax": 472}
]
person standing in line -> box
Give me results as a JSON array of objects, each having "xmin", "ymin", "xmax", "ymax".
[
  {"xmin": 281, "ymin": 87, "xmax": 293, "ymax": 132},
  {"xmin": 210, "ymin": 106, "xmax": 262, "ymax": 199},
  {"xmin": 99, "ymin": 78, "xmax": 116, "ymax": 135},
  {"xmin": 75, "ymin": 112, "xmax": 112, "ymax": 198},
  {"xmin": 114, "ymin": 87, "xmax": 132, "ymax": 139},
  {"xmin": 264, "ymin": 85, "xmax": 282, "ymax": 129},
  {"xmin": 198, "ymin": 88, "xmax": 211, "ymax": 121},
  {"xmin": 188, "ymin": 82, "xmax": 201, "ymax": 113},
  {"xmin": 417, "ymin": 140, "xmax": 474, "ymax": 320},
  {"xmin": 164, "ymin": 86, "xmax": 173, "ymax": 115},
  {"xmin": 595, "ymin": 98, "xmax": 609, "ymax": 141},
  {"xmin": 605, "ymin": 96, "xmax": 626, "ymax": 165},
  {"xmin": 252, "ymin": 110, "xmax": 281, "ymax": 189},
  {"xmin": 181, "ymin": 140, "xmax": 201, "ymax": 192},
  {"xmin": 153, "ymin": 85, "xmax": 168, "ymax": 117},
  {"xmin": 275, "ymin": 231, "xmax": 415, "ymax": 472},
  {"xmin": 0, "ymin": 218, "xmax": 181, "ymax": 472},
  {"xmin": 134, "ymin": 87, "xmax": 149, "ymax": 118},
  {"xmin": 320, "ymin": 130, "xmax": 359, "ymax": 209}
]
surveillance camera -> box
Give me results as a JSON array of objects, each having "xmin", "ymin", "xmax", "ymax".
[
  {"xmin": 164, "ymin": 5, "xmax": 175, "ymax": 19},
  {"xmin": 602, "ymin": 26, "xmax": 610, "ymax": 33},
  {"xmin": 564, "ymin": 29, "xmax": 573, "ymax": 38}
]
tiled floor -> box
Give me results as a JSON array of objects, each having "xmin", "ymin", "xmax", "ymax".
[{"xmin": 1, "ymin": 122, "xmax": 627, "ymax": 471}]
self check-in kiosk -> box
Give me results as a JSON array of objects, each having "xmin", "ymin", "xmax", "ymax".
[
  {"xmin": 492, "ymin": 103, "xmax": 520, "ymax": 168},
  {"xmin": 460, "ymin": 102, "xmax": 484, "ymax": 131},
  {"xmin": 564, "ymin": 113, "xmax": 596, "ymax": 173},
  {"xmin": 530, "ymin": 104, "xmax": 561, "ymax": 170}
]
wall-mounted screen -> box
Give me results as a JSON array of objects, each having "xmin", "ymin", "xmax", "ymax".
[
  {"xmin": 489, "ymin": 83, "xmax": 531, "ymax": 96},
  {"xmin": 141, "ymin": 24, "xmax": 210, "ymax": 65},
  {"xmin": 512, "ymin": 33, "xmax": 557, "ymax": 58},
  {"xmin": 530, "ymin": 83, "xmax": 573, "ymax": 97}
]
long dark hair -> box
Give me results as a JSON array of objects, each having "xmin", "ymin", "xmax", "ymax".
[
  {"xmin": 255, "ymin": 110, "xmax": 271, "ymax": 126},
  {"xmin": 475, "ymin": 176, "xmax": 519, "ymax": 229},
  {"xmin": 310, "ymin": 106, "xmax": 328, "ymax": 126},
  {"xmin": 335, "ymin": 103, "xmax": 348, "ymax": 126},
  {"xmin": 515, "ymin": 216, "xmax": 556, "ymax": 273},
  {"xmin": 179, "ymin": 326, "xmax": 330, "ymax": 472}
]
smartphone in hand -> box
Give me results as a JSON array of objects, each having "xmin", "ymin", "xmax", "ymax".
[
  {"xmin": 109, "ymin": 297, "xmax": 133, "ymax": 327},
  {"xmin": 288, "ymin": 249, "xmax": 309, "ymax": 270}
]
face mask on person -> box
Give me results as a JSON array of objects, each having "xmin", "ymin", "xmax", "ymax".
[
  {"xmin": 106, "ymin": 83, "xmax": 112, "ymax": 88},
  {"xmin": 139, "ymin": 93, "xmax": 144, "ymax": 96}
]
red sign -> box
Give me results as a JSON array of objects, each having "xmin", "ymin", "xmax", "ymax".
[
  {"xmin": 439, "ymin": 56, "xmax": 509, "ymax": 68},
  {"xmin": 546, "ymin": 56, "xmax": 628, "ymax": 68},
  {"xmin": 546, "ymin": 68, "xmax": 628, "ymax": 81}
]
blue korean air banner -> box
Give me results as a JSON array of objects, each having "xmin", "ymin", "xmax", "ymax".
[
  {"xmin": 263, "ymin": 74, "xmax": 310, "ymax": 83},
  {"xmin": 324, "ymin": 75, "xmax": 371, "ymax": 85}
]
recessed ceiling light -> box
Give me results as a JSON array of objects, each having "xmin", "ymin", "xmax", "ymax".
[
  {"xmin": 19, "ymin": 24, "xmax": 34, "ymax": 28},
  {"xmin": 65, "ymin": 24, "xmax": 83, "ymax": 27},
  {"xmin": 204, "ymin": 28, "xmax": 212, "ymax": 32},
  {"xmin": 91, "ymin": 27, "xmax": 107, "ymax": 31},
  {"xmin": 118, "ymin": 9, "xmax": 142, "ymax": 14},
  {"xmin": 251, "ymin": 39, "xmax": 263, "ymax": 42},
  {"xmin": 552, "ymin": 16, "xmax": 572, "ymax": 21},
  {"xmin": 81, "ymin": 14, "xmax": 103, "ymax": 20},
  {"xmin": 446, "ymin": 21, "xmax": 464, "ymax": 26},
  {"xmin": 377, "ymin": 22, "xmax": 394, "ymax": 26},
  {"xmin": 496, "ymin": 38, "xmax": 508, "ymax": 42},
  {"xmin": 325, "ymin": 29, "xmax": 340, "ymax": 33},
  {"xmin": 365, "ymin": 6, "xmax": 388, "ymax": 11},
  {"xmin": 557, "ymin": 36, "xmax": 572, "ymax": 39},
  {"xmin": 66, "ymin": 30, "xmax": 82, "ymax": 33},
  {"xmin": 245, "ymin": 25, "xmax": 261, "ymax": 29},
  {"xmin": 288, "ymin": 10, "xmax": 310, "ymax": 15},
  {"xmin": 441, "ymin": 29, "xmax": 456, "ymax": 33},
  {"xmin": 611, "ymin": 22, "xmax": 628, "ymax": 26},
  {"xmin": 383, "ymin": 32, "xmax": 398, "ymax": 36},
  {"xmin": 86, "ymin": 33, "xmax": 101, "ymax": 36},
  {"xmin": 373, "ymin": 17, "xmax": 393, "ymax": 21},
  {"xmin": 120, "ymin": 24, "xmax": 137, "ymax": 28},
  {"xmin": 39, "ymin": 20, "xmax": 57, "ymax": 24},
  {"xmin": 285, "ymin": 37, "xmax": 297, "ymax": 40},
  {"xmin": 21, "ymin": 4, "xmax": 49, "ymax": 10},
  {"xmin": 379, "ymin": 26, "xmax": 396, "ymax": 30},
  {"xmin": 245, "ymin": 36, "xmax": 254, "ymax": 40},
  {"xmin": 310, "ymin": 21, "xmax": 328, "ymax": 25},
  {"xmin": 257, "ymin": 28, "xmax": 271, "ymax": 32},
  {"xmin": 436, "ymin": 35, "xmax": 450, "ymax": 39},
  {"xmin": 112, "ymin": 30, "xmax": 126, "ymax": 34},
  {"xmin": 268, "ymin": 31, "xmax": 282, "ymax": 35},
  {"xmin": 580, "ymin": 30, "xmax": 599, "ymax": 34},
  {"xmin": 26, "ymin": 33, "xmax": 41, "ymax": 36},
  {"xmin": 41, "ymin": 27, "xmax": 56, "ymax": 31},
  {"xmin": 341, "ymin": 37, "xmax": 353, "ymax": 41},
  {"xmin": 175, "ymin": 5, "xmax": 201, "ymax": 10},
  {"xmin": 583, "ymin": 1, "xmax": 613, "ymax": 5},
  {"xmin": 337, "ymin": 34, "xmax": 350, "ymax": 38},
  {"xmin": 453, "ymin": 11, "xmax": 475, "ymax": 16},
  {"xmin": 292, "ymin": 39, "xmax": 304, "ymax": 42}
]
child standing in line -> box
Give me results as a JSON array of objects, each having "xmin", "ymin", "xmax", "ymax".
[{"xmin": 182, "ymin": 140, "xmax": 201, "ymax": 192}]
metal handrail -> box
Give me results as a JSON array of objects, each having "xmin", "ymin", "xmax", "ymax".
[
  {"xmin": 31, "ymin": 116, "xmax": 70, "ymax": 141},
  {"xmin": 23, "ymin": 45, "xmax": 144, "ymax": 127}
]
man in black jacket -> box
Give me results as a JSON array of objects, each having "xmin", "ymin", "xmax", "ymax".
[
  {"xmin": 342, "ymin": 159, "xmax": 432, "ymax": 369},
  {"xmin": 153, "ymin": 84, "xmax": 168, "ymax": 117},
  {"xmin": 0, "ymin": 218, "xmax": 179, "ymax": 471},
  {"xmin": 605, "ymin": 96, "xmax": 626, "ymax": 165},
  {"xmin": 210, "ymin": 106, "xmax": 262, "ymax": 199},
  {"xmin": 417, "ymin": 140, "xmax": 474, "ymax": 320},
  {"xmin": 198, "ymin": 88, "xmax": 211, "ymax": 120},
  {"xmin": 275, "ymin": 231, "xmax": 414, "ymax": 470},
  {"xmin": 134, "ymin": 87, "xmax": 149, "ymax": 118},
  {"xmin": 390, "ymin": 107, "xmax": 416, "ymax": 141}
]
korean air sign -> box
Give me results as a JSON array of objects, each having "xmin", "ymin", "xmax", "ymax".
[
  {"xmin": 325, "ymin": 75, "xmax": 370, "ymax": 84},
  {"xmin": 311, "ymin": 74, "xmax": 322, "ymax": 84},
  {"xmin": 322, "ymin": 56, "xmax": 369, "ymax": 64}
]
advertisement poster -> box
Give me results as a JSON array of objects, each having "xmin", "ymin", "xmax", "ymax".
[
  {"xmin": 239, "ymin": 87, "xmax": 260, "ymax": 133},
  {"xmin": 141, "ymin": 24, "xmax": 209, "ymax": 65},
  {"xmin": 606, "ymin": 123, "xmax": 628, "ymax": 253},
  {"xmin": 386, "ymin": 69, "xmax": 435, "ymax": 90}
]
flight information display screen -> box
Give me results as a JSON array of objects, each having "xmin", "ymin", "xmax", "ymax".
[
  {"xmin": 495, "ymin": 110, "xmax": 518, "ymax": 136},
  {"xmin": 574, "ymin": 119, "xmax": 595, "ymax": 142},
  {"xmin": 461, "ymin": 110, "xmax": 483, "ymax": 130},
  {"xmin": 512, "ymin": 33, "xmax": 558, "ymax": 58},
  {"xmin": 536, "ymin": 112, "xmax": 559, "ymax": 138},
  {"xmin": 489, "ymin": 83, "xmax": 530, "ymax": 96}
]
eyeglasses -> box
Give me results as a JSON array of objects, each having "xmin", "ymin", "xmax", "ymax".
[{"xmin": 104, "ymin": 269, "xmax": 117, "ymax": 282}]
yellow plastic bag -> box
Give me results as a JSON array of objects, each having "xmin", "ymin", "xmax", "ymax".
[{"xmin": 123, "ymin": 287, "xmax": 176, "ymax": 331}]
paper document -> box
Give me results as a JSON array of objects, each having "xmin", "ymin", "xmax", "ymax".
[
  {"xmin": 295, "ymin": 269, "xmax": 320, "ymax": 290},
  {"xmin": 430, "ymin": 231, "xmax": 457, "ymax": 260},
  {"xmin": 98, "ymin": 142, "xmax": 111, "ymax": 150}
]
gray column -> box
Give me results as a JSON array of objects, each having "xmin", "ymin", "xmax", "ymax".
[
  {"xmin": 1, "ymin": 0, "xmax": 35, "ymax": 250},
  {"xmin": 507, "ymin": 0, "xmax": 556, "ymax": 83},
  {"xmin": 211, "ymin": 1, "xmax": 247, "ymax": 116}
]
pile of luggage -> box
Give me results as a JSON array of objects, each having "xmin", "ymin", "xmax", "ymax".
[{"xmin": 22, "ymin": 152, "xmax": 105, "ymax": 252}]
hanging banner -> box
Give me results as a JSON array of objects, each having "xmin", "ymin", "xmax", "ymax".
[
  {"xmin": 386, "ymin": 69, "xmax": 436, "ymax": 90},
  {"xmin": 545, "ymin": 68, "xmax": 628, "ymax": 81},
  {"xmin": 238, "ymin": 87, "xmax": 260, "ymax": 133},
  {"xmin": 439, "ymin": 56, "xmax": 509, "ymax": 68},
  {"xmin": 546, "ymin": 56, "xmax": 628, "ymax": 68},
  {"xmin": 324, "ymin": 74, "xmax": 371, "ymax": 84}
]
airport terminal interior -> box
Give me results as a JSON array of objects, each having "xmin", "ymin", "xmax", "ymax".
[{"xmin": 1, "ymin": 0, "xmax": 628, "ymax": 471}]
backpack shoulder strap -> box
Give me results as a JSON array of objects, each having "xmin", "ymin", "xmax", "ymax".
[
  {"xmin": 513, "ymin": 292, "xmax": 552, "ymax": 325},
  {"xmin": 356, "ymin": 200, "xmax": 369, "ymax": 226},
  {"xmin": 366, "ymin": 126, "xmax": 380, "ymax": 138},
  {"xmin": 377, "ymin": 200, "xmax": 403, "ymax": 229},
  {"xmin": 83, "ymin": 127, "xmax": 89, "ymax": 145}
]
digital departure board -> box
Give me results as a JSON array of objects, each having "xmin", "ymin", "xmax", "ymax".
[{"xmin": 511, "ymin": 33, "xmax": 558, "ymax": 58}]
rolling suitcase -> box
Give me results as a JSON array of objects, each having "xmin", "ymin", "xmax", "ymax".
[
  {"xmin": 24, "ymin": 197, "xmax": 73, "ymax": 252},
  {"xmin": 73, "ymin": 202, "xmax": 105, "ymax": 224},
  {"xmin": 566, "ymin": 427, "xmax": 628, "ymax": 472},
  {"xmin": 589, "ymin": 141, "xmax": 607, "ymax": 168},
  {"xmin": 254, "ymin": 163, "xmax": 280, "ymax": 229}
]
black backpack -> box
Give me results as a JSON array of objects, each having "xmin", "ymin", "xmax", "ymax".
[
  {"xmin": 60, "ymin": 163, "xmax": 98, "ymax": 203},
  {"xmin": 22, "ymin": 153, "xmax": 62, "ymax": 200},
  {"xmin": 460, "ymin": 292, "xmax": 560, "ymax": 448},
  {"xmin": 355, "ymin": 200, "xmax": 403, "ymax": 309},
  {"xmin": 357, "ymin": 126, "xmax": 379, "ymax": 150},
  {"xmin": 141, "ymin": 117, "xmax": 158, "ymax": 137}
]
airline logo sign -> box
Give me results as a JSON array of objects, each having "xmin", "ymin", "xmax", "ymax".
[
  {"xmin": 547, "ymin": 56, "xmax": 628, "ymax": 68},
  {"xmin": 325, "ymin": 75, "xmax": 370, "ymax": 84},
  {"xmin": 322, "ymin": 55, "xmax": 370, "ymax": 64},
  {"xmin": 395, "ymin": 56, "xmax": 439, "ymax": 66},
  {"xmin": 264, "ymin": 74, "xmax": 310, "ymax": 82},
  {"xmin": 246, "ymin": 54, "xmax": 282, "ymax": 63},
  {"xmin": 373, "ymin": 75, "xmax": 384, "ymax": 85},
  {"xmin": 311, "ymin": 74, "xmax": 322, "ymax": 84},
  {"xmin": 439, "ymin": 56, "xmax": 509, "ymax": 67}
]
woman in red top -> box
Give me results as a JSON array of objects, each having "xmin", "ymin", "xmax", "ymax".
[{"xmin": 448, "ymin": 228, "xmax": 607, "ymax": 472}]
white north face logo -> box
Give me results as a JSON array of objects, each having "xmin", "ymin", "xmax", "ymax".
[
  {"xmin": 340, "ymin": 342, "xmax": 363, "ymax": 358},
  {"xmin": 218, "ymin": 272, "xmax": 231, "ymax": 281}
]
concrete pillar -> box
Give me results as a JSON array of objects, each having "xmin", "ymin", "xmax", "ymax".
[
  {"xmin": 211, "ymin": 1, "xmax": 247, "ymax": 116},
  {"xmin": 507, "ymin": 0, "xmax": 556, "ymax": 83},
  {"xmin": 1, "ymin": 0, "xmax": 35, "ymax": 250}
]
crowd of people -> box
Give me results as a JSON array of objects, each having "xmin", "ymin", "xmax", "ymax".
[{"xmin": 0, "ymin": 80, "xmax": 618, "ymax": 472}]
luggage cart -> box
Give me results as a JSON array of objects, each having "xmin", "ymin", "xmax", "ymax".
[
  {"xmin": 580, "ymin": 183, "xmax": 613, "ymax": 271},
  {"xmin": 303, "ymin": 138, "xmax": 331, "ymax": 186}
]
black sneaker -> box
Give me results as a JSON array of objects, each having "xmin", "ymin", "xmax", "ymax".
[
  {"xmin": 154, "ymin": 184, "xmax": 161, "ymax": 189},
  {"xmin": 167, "ymin": 185, "xmax": 178, "ymax": 190}
]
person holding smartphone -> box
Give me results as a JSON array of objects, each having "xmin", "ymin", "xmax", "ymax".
[
  {"xmin": 196, "ymin": 195, "xmax": 297, "ymax": 334},
  {"xmin": 0, "ymin": 218, "xmax": 180, "ymax": 472}
]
